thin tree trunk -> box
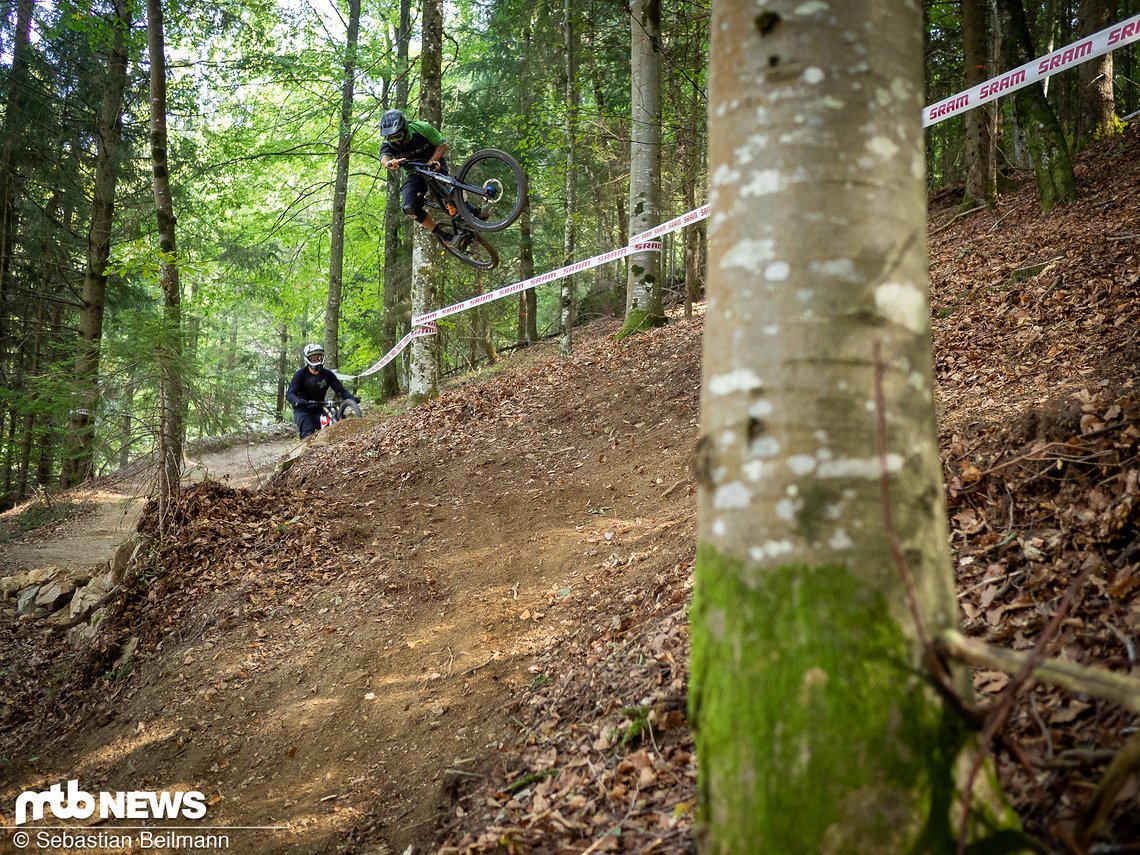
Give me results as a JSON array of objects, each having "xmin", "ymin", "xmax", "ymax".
[
  {"xmin": 0, "ymin": 0, "xmax": 34, "ymax": 379},
  {"xmin": 61, "ymin": 0, "xmax": 132, "ymax": 488},
  {"xmin": 560, "ymin": 0, "xmax": 578, "ymax": 355},
  {"xmin": 275, "ymin": 322, "xmax": 288, "ymax": 420},
  {"xmin": 518, "ymin": 203, "xmax": 536, "ymax": 345},
  {"xmin": 516, "ymin": 18, "xmax": 538, "ymax": 348},
  {"xmin": 1000, "ymin": 0, "xmax": 1077, "ymax": 210},
  {"xmin": 380, "ymin": 0, "xmax": 412, "ymax": 398},
  {"xmin": 2, "ymin": 408, "xmax": 16, "ymax": 510},
  {"xmin": 622, "ymin": 0, "xmax": 663, "ymax": 337},
  {"xmin": 408, "ymin": 0, "xmax": 443, "ymax": 402},
  {"xmin": 1042, "ymin": 0, "xmax": 1058, "ymax": 95},
  {"xmin": 324, "ymin": 0, "xmax": 361, "ymax": 370},
  {"xmin": 119, "ymin": 381, "xmax": 133, "ymax": 469},
  {"xmin": 963, "ymin": 0, "xmax": 997, "ymax": 207},
  {"xmin": 1076, "ymin": 0, "xmax": 1115, "ymax": 147},
  {"xmin": 147, "ymin": 0, "xmax": 184, "ymax": 526}
]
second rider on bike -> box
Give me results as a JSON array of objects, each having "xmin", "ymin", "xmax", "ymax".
[
  {"xmin": 379, "ymin": 109, "xmax": 462, "ymax": 249},
  {"xmin": 286, "ymin": 343, "xmax": 360, "ymax": 440}
]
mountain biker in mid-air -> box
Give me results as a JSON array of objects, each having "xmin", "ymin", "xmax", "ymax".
[
  {"xmin": 285, "ymin": 343, "xmax": 359, "ymax": 439},
  {"xmin": 378, "ymin": 109, "xmax": 463, "ymax": 249}
]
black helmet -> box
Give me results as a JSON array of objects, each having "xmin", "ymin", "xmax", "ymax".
[{"xmin": 380, "ymin": 109, "xmax": 407, "ymax": 142}]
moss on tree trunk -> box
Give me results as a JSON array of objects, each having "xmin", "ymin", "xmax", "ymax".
[{"xmin": 689, "ymin": 546, "xmax": 1023, "ymax": 852}]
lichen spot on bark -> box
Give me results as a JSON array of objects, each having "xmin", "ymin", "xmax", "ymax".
[
  {"xmin": 765, "ymin": 261, "xmax": 790, "ymax": 281},
  {"xmin": 874, "ymin": 281, "xmax": 927, "ymax": 334},
  {"xmin": 721, "ymin": 238, "xmax": 775, "ymax": 271},
  {"xmin": 709, "ymin": 368, "xmax": 763, "ymax": 396},
  {"xmin": 741, "ymin": 168, "xmax": 781, "ymax": 198},
  {"xmin": 865, "ymin": 135, "xmax": 900, "ymax": 162},
  {"xmin": 802, "ymin": 67, "xmax": 825, "ymax": 85},
  {"xmin": 793, "ymin": 0, "xmax": 830, "ymax": 15},
  {"xmin": 715, "ymin": 482, "xmax": 752, "ymax": 509}
]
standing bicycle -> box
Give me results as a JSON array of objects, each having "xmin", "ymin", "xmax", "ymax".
[{"xmin": 379, "ymin": 109, "xmax": 526, "ymax": 270}]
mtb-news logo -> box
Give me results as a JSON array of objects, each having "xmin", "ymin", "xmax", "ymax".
[{"xmin": 14, "ymin": 779, "xmax": 208, "ymax": 824}]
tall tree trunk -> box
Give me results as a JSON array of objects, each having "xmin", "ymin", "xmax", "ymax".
[
  {"xmin": 36, "ymin": 307, "xmax": 64, "ymax": 486},
  {"xmin": 147, "ymin": 0, "xmax": 184, "ymax": 527},
  {"xmin": 61, "ymin": 0, "xmax": 132, "ymax": 488},
  {"xmin": 324, "ymin": 0, "xmax": 361, "ymax": 370},
  {"xmin": 517, "ymin": 204, "xmax": 537, "ymax": 346},
  {"xmin": 0, "ymin": 0, "xmax": 34, "ymax": 386},
  {"xmin": 381, "ymin": 0, "xmax": 412, "ymax": 397},
  {"xmin": 2, "ymin": 408, "xmax": 16, "ymax": 510},
  {"xmin": 408, "ymin": 0, "xmax": 443, "ymax": 402},
  {"xmin": 679, "ymin": 34, "xmax": 704, "ymax": 317},
  {"xmin": 691, "ymin": 0, "xmax": 1020, "ymax": 847},
  {"xmin": 118, "ymin": 381, "xmax": 134, "ymax": 470},
  {"xmin": 586, "ymin": 17, "xmax": 623, "ymax": 316},
  {"xmin": 275, "ymin": 322, "xmax": 288, "ymax": 420},
  {"xmin": 1000, "ymin": 0, "xmax": 1077, "ymax": 211},
  {"xmin": 516, "ymin": 19, "xmax": 538, "ymax": 348},
  {"xmin": 1076, "ymin": 0, "xmax": 1115, "ymax": 147},
  {"xmin": 962, "ymin": 0, "xmax": 998, "ymax": 207},
  {"xmin": 622, "ymin": 0, "xmax": 663, "ymax": 337},
  {"xmin": 1041, "ymin": 0, "xmax": 1059, "ymax": 95},
  {"xmin": 560, "ymin": 0, "xmax": 578, "ymax": 355}
]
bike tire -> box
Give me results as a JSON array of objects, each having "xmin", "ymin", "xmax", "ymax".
[
  {"xmin": 337, "ymin": 400, "xmax": 363, "ymax": 420},
  {"xmin": 440, "ymin": 229, "xmax": 499, "ymax": 270},
  {"xmin": 455, "ymin": 149, "xmax": 527, "ymax": 233}
]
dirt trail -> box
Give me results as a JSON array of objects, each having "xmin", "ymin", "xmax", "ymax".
[
  {"xmin": 2, "ymin": 129, "xmax": 1138, "ymax": 854},
  {"xmin": 0, "ymin": 438, "xmax": 298, "ymax": 578},
  {"xmin": 0, "ymin": 319, "xmax": 700, "ymax": 855}
]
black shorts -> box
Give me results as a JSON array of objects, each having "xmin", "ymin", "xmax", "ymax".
[
  {"xmin": 401, "ymin": 159, "xmax": 448, "ymax": 221},
  {"xmin": 294, "ymin": 407, "xmax": 322, "ymax": 439}
]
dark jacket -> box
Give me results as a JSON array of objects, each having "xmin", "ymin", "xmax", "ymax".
[{"xmin": 286, "ymin": 366, "xmax": 351, "ymax": 409}]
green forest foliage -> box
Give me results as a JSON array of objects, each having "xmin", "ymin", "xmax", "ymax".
[{"xmin": 0, "ymin": 0, "xmax": 1136, "ymax": 505}]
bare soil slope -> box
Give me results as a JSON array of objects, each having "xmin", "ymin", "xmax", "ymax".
[{"xmin": 2, "ymin": 126, "xmax": 1139, "ymax": 854}]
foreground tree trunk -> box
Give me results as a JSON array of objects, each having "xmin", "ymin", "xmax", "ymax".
[
  {"xmin": 324, "ymin": 0, "xmax": 362, "ymax": 371},
  {"xmin": 621, "ymin": 0, "xmax": 663, "ymax": 337},
  {"xmin": 408, "ymin": 0, "xmax": 443, "ymax": 402},
  {"xmin": 147, "ymin": 0, "xmax": 184, "ymax": 524},
  {"xmin": 690, "ymin": 1, "xmax": 1019, "ymax": 849},
  {"xmin": 1000, "ymin": 0, "xmax": 1077, "ymax": 211},
  {"xmin": 61, "ymin": 0, "xmax": 132, "ymax": 488}
]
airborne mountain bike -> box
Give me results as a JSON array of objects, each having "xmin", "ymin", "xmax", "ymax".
[{"xmin": 401, "ymin": 149, "xmax": 527, "ymax": 270}]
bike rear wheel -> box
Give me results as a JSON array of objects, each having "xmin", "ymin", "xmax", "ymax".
[
  {"xmin": 440, "ymin": 228, "xmax": 499, "ymax": 270},
  {"xmin": 456, "ymin": 149, "xmax": 527, "ymax": 232}
]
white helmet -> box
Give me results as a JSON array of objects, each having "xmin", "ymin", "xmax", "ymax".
[{"xmin": 302, "ymin": 343, "xmax": 325, "ymax": 369}]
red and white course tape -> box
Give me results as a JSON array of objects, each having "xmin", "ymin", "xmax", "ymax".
[
  {"xmin": 339, "ymin": 16, "xmax": 1139, "ymax": 381},
  {"xmin": 925, "ymin": 13, "xmax": 1140, "ymax": 127}
]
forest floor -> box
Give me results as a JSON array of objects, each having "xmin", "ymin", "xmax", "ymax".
[{"xmin": 1, "ymin": 125, "xmax": 1138, "ymax": 854}]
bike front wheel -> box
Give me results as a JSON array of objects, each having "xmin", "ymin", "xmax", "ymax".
[
  {"xmin": 456, "ymin": 149, "xmax": 527, "ymax": 233},
  {"xmin": 337, "ymin": 400, "xmax": 362, "ymax": 420},
  {"xmin": 440, "ymin": 228, "xmax": 499, "ymax": 270}
]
